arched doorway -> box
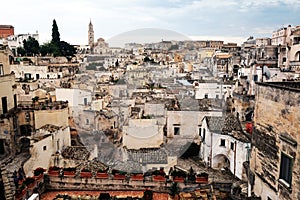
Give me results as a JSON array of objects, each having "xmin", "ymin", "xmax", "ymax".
[
  {"xmin": 18, "ymin": 137, "xmax": 31, "ymax": 152},
  {"xmin": 295, "ymin": 51, "xmax": 300, "ymax": 62},
  {"xmin": 212, "ymin": 154, "xmax": 230, "ymax": 169}
]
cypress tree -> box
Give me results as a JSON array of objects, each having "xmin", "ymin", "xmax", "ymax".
[{"xmin": 51, "ymin": 19, "xmax": 60, "ymax": 44}]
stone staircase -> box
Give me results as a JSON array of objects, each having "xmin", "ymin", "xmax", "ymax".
[
  {"xmin": 1, "ymin": 156, "xmax": 15, "ymax": 200},
  {"xmin": 0, "ymin": 153, "xmax": 31, "ymax": 200}
]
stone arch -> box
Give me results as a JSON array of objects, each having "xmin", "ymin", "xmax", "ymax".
[
  {"xmin": 212, "ymin": 154, "xmax": 230, "ymax": 169},
  {"xmin": 18, "ymin": 136, "xmax": 31, "ymax": 152},
  {"xmin": 20, "ymin": 124, "xmax": 33, "ymax": 136},
  {"xmin": 294, "ymin": 51, "xmax": 300, "ymax": 61}
]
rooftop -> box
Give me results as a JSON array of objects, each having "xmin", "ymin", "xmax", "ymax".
[
  {"xmin": 38, "ymin": 124, "xmax": 61, "ymax": 133},
  {"xmin": 205, "ymin": 114, "xmax": 250, "ymax": 143},
  {"xmin": 127, "ymin": 148, "xmax": 168, "ymax": 164},
  {"xmin": 62, "ymin": 146, "xmax": 90, "ymax": 160},
  {"xmin": 256, "ymin": 81, "xmax": 300, "ymax": 92},
  {"xmin": 0, "ymin": 25, "xmax": 14, "ymax": 29}
]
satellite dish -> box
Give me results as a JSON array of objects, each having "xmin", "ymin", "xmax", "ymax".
[{"xmin": 262, "ymin": 66, "xmax": 271, "ymax": 79}]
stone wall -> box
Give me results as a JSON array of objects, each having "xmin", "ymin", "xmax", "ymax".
[
  {"xmin": 251, "ymin": 83, "xmax": 300, "ymax": 200},
  {"xmin": 34, "ymin": 107, "xmax": 69, "ymax": 129},
  {"xmin": 0, "ymin": 74, "xmax": 16, "ymax": 114},
  {"xmin": 46, "ymin": 175, "xmax": 170, "ymax": 193}
]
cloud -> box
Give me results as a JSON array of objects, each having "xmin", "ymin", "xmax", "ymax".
[{"xmin": 0, "ymin": 0, "xmax": 299, "ymax": 45}]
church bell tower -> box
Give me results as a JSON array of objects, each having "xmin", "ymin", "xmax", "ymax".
[{"xmin": 88, "ymin": 19, "xmax": 94, "ymax": 52}]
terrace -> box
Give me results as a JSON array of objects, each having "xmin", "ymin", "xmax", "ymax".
[{"xmin": 18, "ymin": 100, "xmax": 68, "ymax": 111}]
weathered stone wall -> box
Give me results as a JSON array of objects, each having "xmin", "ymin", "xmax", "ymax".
[
  {"xmin": 34, "ymin": 108, "xmax": 69, "ymax": 129},
  {"xmin": 251, "ymin": 83, "xmax": 300, "ymax": 200},
  {"xmin": 0, "ymin": 74, "xmax": 16, "ymax": 114}
]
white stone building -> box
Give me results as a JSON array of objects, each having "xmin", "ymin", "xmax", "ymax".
[
  {"xmin": 0, "ymin": 33, "xmax": 39, "ymax": 55},
  {"xmin": 23, "ymin": 124, "xmax": 71, "ymax": 176},
  {"xmin": 55, "ymin": 88, "xmax": 92, "ymax": 108},
  {"xmin": 194, "ymin": 81, "xmax": 234, "ymax": 100},
  {"xmin": 10, "ymin": 64, "xmax": 63, "ymax": 80},
  {"xmin": 199, "ymin": 114, "xmax": 250, "ymax": 180}
]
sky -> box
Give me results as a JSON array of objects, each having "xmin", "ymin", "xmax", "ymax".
[{"xmin": 1, "ymin": 0, "xmax": 300, "ymax": 47}]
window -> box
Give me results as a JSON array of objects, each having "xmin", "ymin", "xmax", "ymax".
[
  {"xmin": 220, "ymin": 139, "xmax": 226, "ymax": 147},
  {"xmin": 1, "ymin": 97, "xmax": 8, "ymax": 114},
  {"xmin": 231, "ymin": 142, "xmax": 235, "ymax": 150},
  {"xmin": 86, "ymin": 119, "xmax": 89, "ymax": 125},
  {"xmin": 43, "ymin": 146, "xmax": 47, "ymax": 151},
  {"xmin": 0, "ymin": 139, "xmax": 4, "ymax": 155},
  {"xmin": 25, "ymin": 73, "xmax": 31, "ymax": 80},
  {"xmin": 84, "ymin": 98, "xmax": 88, "ymax": 106},
  {"xmin": 0, "ymin": 64, "xmax": 3, "ymax": 75},
  {"xmin": 279, "ymin": 153, "xmax": 293, "ymax": 187},
  {"xmin": 14, "ymin": 94, "xmax": 17, "ymax": 108},
  {"xmin": 282, "ymin": 57, "xmax": 286, "ymax": 63},
  {"xmin": 201, "ymin": 128, "xmax": 206, "ymax": 142},
  {"xmin": 174, "ymin": 127, "xmax": 180, "ymax": 135},
  {"xmin": 204, "ymin": 94, "xmax": 208, "ymax": 99}
]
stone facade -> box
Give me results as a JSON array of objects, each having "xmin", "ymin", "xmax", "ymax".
[
  {"xmin": 123, "ymin": 119, "xmax": 164, "ymax": 149},
  {"xmin": 23, "ymin": 125, "xmax": 71, "ymax": 176},
  {"xmin": 250, "ymin": 82, "xmax": 300, "ymax": 200},
  {"xmin": 0, "ymin": 45, "xmax": 12, "ymax": 75},
  {"xmin": 200, "ymin": 115, "xmax": 250, "ymax": 180},
  {"xmin": 166, "ymin": 110, "xmax": 222, "ymax": 138},
  {"xmin": 0, "ymin": 74, "xmax": 16, "ymax": 115}
]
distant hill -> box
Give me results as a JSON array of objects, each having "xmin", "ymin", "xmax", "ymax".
[{"xmin": 107, "ymin": 28, "xmax": 190, "ymax": 48}]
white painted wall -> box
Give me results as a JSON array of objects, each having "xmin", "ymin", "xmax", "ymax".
[
  {"xmin": 56, "ymin": 88, "xmax": 92, "ymax": 107},
  {"xmin": 200, "ymin": 118, "xmax": 250, "ymax": 180},
  {"xmin": 24, "ymin": 126, "xmax": 71, "ymax": 176},
  {"xmin": 194, "ymin": 82, "xmax": 233, "ymax": 100}
]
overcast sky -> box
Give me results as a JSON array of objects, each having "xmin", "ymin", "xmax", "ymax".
[{"xmin": 2, "ymin": 0, "xmax": 299, "ymax": 46}]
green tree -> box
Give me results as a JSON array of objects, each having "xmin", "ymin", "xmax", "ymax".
[
  {"xmin": 23, "ymin": 37, "xmax": 40, "ymax": 56},
  {"xmin": 59, "ymin": 41, "xmax": 76, "ymax": 57},
  {"xmin": 40, "ymin": 42, "xmax": 57, "ymax": 56},
  {"xmin": 39, "ymin": 19, "xmax": 76, "ymax": 58},
  {"xmin": 51, "ymin": 19, "xmax": 60, "ymax": 44},
  {"xmin": 17, "ymin": 47, "xmax": 26, "ymax": 56}
]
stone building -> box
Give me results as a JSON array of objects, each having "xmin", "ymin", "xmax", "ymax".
[
  {"xmin": 23, "ymin": 124, "xmax": 71, "ymax": 176},
  {"xmin": 0, "ymin": 44, "xmax": 13, "ymax": 76},
  {"xmin": 250, "ymin": 82, "xmax": 300, "ymax": 200},
  {"xmin": 194, "ymin": 80, "xmax": 234, "ymax": 100},
  {"xmin": 2, "ymin": 33, "xmax": 39, "ymax": 55},
  {"xmin": 0, "ymin": 45, "xmax": 17, "ymax": 155},
  {"xmin": 211, "ymin": 52, "xmax": 233, "ymax": 76},
  {"xmin": 272, "ymin": 25, "xmax": 300, "ymax": 70},
  {"xmin": 199, "ymin": 114, "xmax": 250, "ymax": 180}
]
